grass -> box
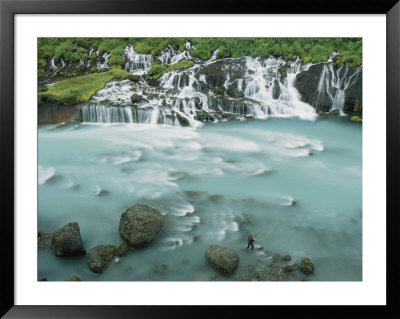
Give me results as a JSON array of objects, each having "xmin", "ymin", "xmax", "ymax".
[
  {"xmin": 38, "ymin": 67, "xmax": 129, "ymax": 106},
  {"xmin": 149, "ymin": 60, "xmax": 195, "ymax": 80}
]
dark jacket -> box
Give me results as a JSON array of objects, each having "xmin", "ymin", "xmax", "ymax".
[{"xmin": 248, "ymin": 234, "xmax": 255, "ymax": 244}]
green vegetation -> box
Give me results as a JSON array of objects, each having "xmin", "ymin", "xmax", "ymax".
[
  {"xmin": 38, "ymin": 67, "xmax": 129, "ymax": 106},
  {"xmin": 148, "ymin": 60, "xmax": 195, "ymax": 80},
  {"xmin": 188, "ymin": 38, "xmax": 362, "ymax": 67},
  {"xmin": 38, "ymin": 37, "xmax": 362, "ymax": 71},
  {"xmin": 350, "ymin": 115, "xmax": 362, "ymax": 123}
]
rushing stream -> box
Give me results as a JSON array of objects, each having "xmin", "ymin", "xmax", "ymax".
[{"xmin": 38, "ymin": 117, "xmax": 362, "ymax": 281}]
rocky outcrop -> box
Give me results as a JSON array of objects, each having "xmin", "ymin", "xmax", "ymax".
[
  {"xmin": 87, "ymin": 245, "xmax": 117, "ymax": 273},
  {"xmin": 50, "ymin": 222, "xmax": 86, "ymax": 257},
  {"xmin": 119, "ymin": 204, "xmax": 165, "ymax": 248},
  {"xmin": 38, "ymin": 102, "xmax": 79, "ymax": 124},
  {"xmin": 205, "ymin": 245, "xmax": 239, "ymax": 276},
  {"xmin": 296, "ymin": 62, "xmax": 362, "ymax": 113},
  {"xmin": 296, "ymin": 63, "xmax": 325, "ymax": 107}
]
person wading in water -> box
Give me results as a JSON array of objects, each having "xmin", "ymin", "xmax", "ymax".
[{"xmin": 247, "ymin": 233, "xmax": 255, "ymax": 250}]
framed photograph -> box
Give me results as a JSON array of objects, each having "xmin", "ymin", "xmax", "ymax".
[{"xmin": 1, "ymin": 0, "xmax": 399, "ymax": 317}]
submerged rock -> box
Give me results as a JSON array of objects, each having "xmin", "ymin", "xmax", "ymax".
[
  {"xmin": 329, "ymin": 109, "xmax": 340, "ymax": 115},
  {"xmin": 300, "ymin": 258, "xmax": 315, "ymax": 275},
  {"xmin": 66, "ymin": 275, "xmax": 82, "ymax": 281},
  {"xmin": 50, "ymin": 222, "xmax": 86, "ymax": 257},
  {"xmin": 87, "ymin": 245, "xmax": 117, "ymax": 273},
  {"xmin": 119, "ymin": 204, "xmax": 165, "ymax": 248},
  {"xmin": 283, "ymin": 263, "xmax": 297, "ymax": 272},
  {"xmin": 281, "ymin": 254, "xmax": 292, "ymax": 262},
  {"xmin": 205, "ymin": 245, "xmax": 239, "ymax": 276}
]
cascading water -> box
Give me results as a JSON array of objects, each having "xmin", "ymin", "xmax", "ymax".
[
  {"xmin": 313, "ymin": 62, "xmax": 362, "ymax": 115},
  {"xmin": 158, "ymin": 42, "xmax": 193, "ymax": 64},
  {"xmin": 123, "ymin": 44, "xmax": 153, "ymax": 74},
  {"xmin": 72, "ymin": 43, "xmax": 363, "ymax": 126}
]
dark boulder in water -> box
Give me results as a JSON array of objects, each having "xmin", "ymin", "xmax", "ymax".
[
  {"xmin": 300, "ymin": 258, "xmax": 315, "ymax": 275},
  {"xmin": 66, "ymin": 275, "xmax": 82, "ymax": 281},
  {"xmin": 87, "ymin": 245, "xmax": 117, "ymax": 273},
  {"xmin": 50, "ymin": 222, "xmax": 86, "ymax": 257},
  {"xmin": 130, "ymin": 94, "xmax": 143, "ymax": 104},
  {"xmin": 205, "ymin": 245, "xmax": 239, "ymax": 276},
  {"xmin": 127, "ymin": 74, "xmax": 140, "ymax": 82},
  {"xmin": 119, "ymin": 204, "xmax": 165, "ymax": 248}
]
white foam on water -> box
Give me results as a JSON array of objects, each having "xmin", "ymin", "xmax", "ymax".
[{"xmin": 38, "ymin": 166, "xmax": 55, "ymax": 185}]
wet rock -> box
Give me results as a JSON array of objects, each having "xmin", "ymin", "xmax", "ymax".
[
  {"xmin": 130, "ymin": 94, "xmax": 143, "ymax": 104},
  {"xmin": 208, "ymin": 194, "xmax": 224, "ymax": 201},
  {"xmin": 176, "ymin": 113, "xmax": 190, "ymax": 127},
  {"xmin": 344, "ymin": 68, "xmax": 362, "ymax": 112},
  {"xmin": 329, "ymin": 109, "xmax": 340, "ymax": 115},
  {"xmin": 95, "ymin": 189, "xmax": 110, "ymax": 197},
  {"xmin": 213, "ymin": 86, "xmax": 225, "ymax": 95},
  {"xmin": 300, "ymin": 258, "xmax": 315, "ymax": 275},
  {"xmin": 272, "ymin": 79, "xmax": 281, "ymax": 99},
  {"xmin": 38, "ymin": 231, "xmax": 52, "ymax": 248},
  {"xmin": 51, "ymin": 222, "xmax": 86, "ymax": 257},
  {"xmin": 127, "ymin": 74, "xmax": 140, "ymax": 82},
  {"xmin": 66, "ymin": 275, "xmax": 82, "ymax": 281},
  {"xmin": 119, "ymin": 204, "xmax": 165, "ymax": 248},
  {"xmin": 87, "ymin": 245, "xmax": 117, "ymax": 273},
  {"xmin": 205, "ymin": 245, "xmax": 239, "ymax": 276},
  {"xmin": 45, "ymin": 175, "xmax": 65, "ymax": 185},
  {"xmin": 227, "ymin": 83, "xmax": 244, "ymax": 98},
  {"xmin": 281, "ymin": 254, "xmax": 292, "ymax": 262},
  {"xmin": 115, "ymin": 242, "xmax": 130, "ymax": 257},
  {"xmin": 278, "ymin": 65, "xmax": 287, "ymax": 82},
  {"xmin": 296, "ymin": 63, "xmax": 326, "ymax": 107},
  {"xmin": 283, "ymin": 263, "xmax": 297, "ymax": 272},
  {"xmin": 184, "ymin": 190, "xmax": 208, "ymax": 198}
]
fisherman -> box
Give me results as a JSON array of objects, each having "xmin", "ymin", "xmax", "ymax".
[{"xmin": 247, "ymin": 233, "xmax": 255, "ymax": 250}]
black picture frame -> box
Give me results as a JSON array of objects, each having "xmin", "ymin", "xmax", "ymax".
[{"xmin": 1, "ymin": 0, "xmax": 399, "ymax": 317}]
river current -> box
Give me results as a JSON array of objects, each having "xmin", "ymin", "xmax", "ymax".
[{"xmin": 38, "ymin": 117, "xmax": 362, "ymax": 281}]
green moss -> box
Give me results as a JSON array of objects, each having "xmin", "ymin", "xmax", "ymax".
[
  {"xmin": 39, "ymin": 67, "xmax": 129, "ymax": 106},
  {"xmin": 350, "ymin": 115, "xmax": 362, "ymax": 123},
  {"xmin": 151, "ymin": 60, "xmax": 195, "ymax": 80}
]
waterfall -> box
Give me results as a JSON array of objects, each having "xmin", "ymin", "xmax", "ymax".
[
  {"xmin": 97, "ymin": 52, "xmax": 111, "ymax": 69},
  {"xmin": 123, "ymin": 44, "xmax": 153, "ymax": 73},
  {"xmin": 158, "ymin": 44, "xmax": 192, "ymax": 65},
  {"xmin": 72, "ymin": 50, "xmax": 363, "ymax": 127},
  {"xmin": 313, "ymin": 63, "xmax": 361, "ymax": 115}
]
